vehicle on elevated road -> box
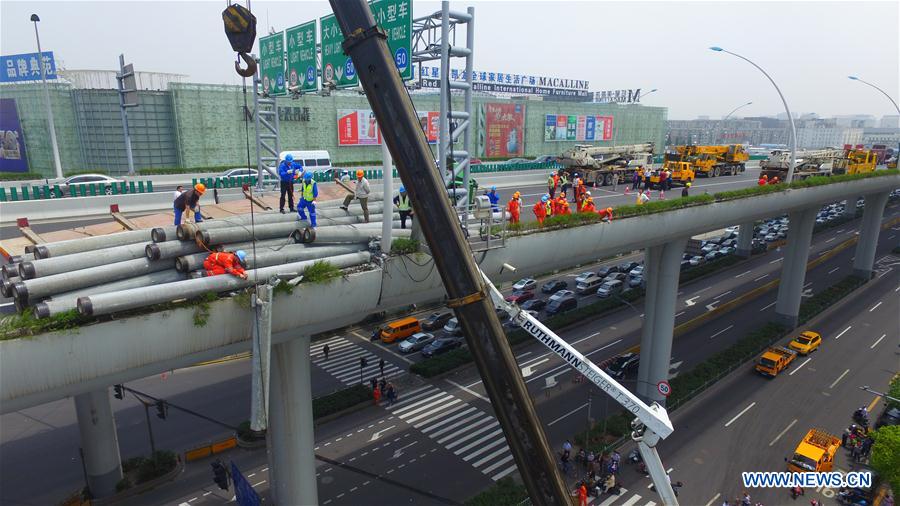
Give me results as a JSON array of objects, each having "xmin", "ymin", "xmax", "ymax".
[
  {"xmin": 557, "ymin": 143, "xmax": 655, "ymax": 187},
  {"xmin": 54, "ymin": 174, "xmax": 123, "ymax": 197},
  {"xmin": 786, "ymin": 429, "xmax": 841, "ymax": 473},
  {"xmin": 788, "ymin": 330, "xmax": 822, "ymax": 355}
]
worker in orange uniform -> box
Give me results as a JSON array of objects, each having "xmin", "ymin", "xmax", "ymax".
[
  {"xmin": 203, "ymin": 250, "xmax": 248, "ymax": 279},
  {"xmin": 506, "ymin": 191, "xmax": 522, "ymax": 224},
  {"xmin": 769, "ymin": 176, "xmax": 780, "ymax": 184},
  {"xmin": 758, "ymin": 174, "xmax": 768, "ymax": 186},
  {"xmin": 581, "ymin": 193, "xmax": 596, "ymax": 213},
  {"xmin": 574, "ymin": 179, "xmax": 587, "ymax": 210},
  {"xmin": 554, "ymin": 192, "xmax": 571, "ymax": 215},
  {"xmin": 578, "ymin": 482, "xmax": 588, "ymax": 506},
  {"xmin": 533, "ymin": 195, "xmax": 549, "ymax": 225},
  {"xmin": 597, "ymin": 206, "xmax": 614, "ymax": 222}
]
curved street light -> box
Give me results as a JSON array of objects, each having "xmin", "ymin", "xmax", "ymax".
[
  {"xmin": 639, "ymin": 88, "xmax": 658, "ymax": 100},
  {"xmin": 848, "ymin": 76, "xmax": 900, "ymax": 115},
  {"xmin": 723, "ymin": 101, "xmax": 753, "ymax": 121},
  {"xmin": 710, "ymin": 46, "xmax": 797, "ymax": 182}
]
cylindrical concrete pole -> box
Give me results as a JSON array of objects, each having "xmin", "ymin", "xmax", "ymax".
[
  {"xmin": 267, "ymin": 336, "xmax": 318, "ymax": 506},
  {"xmin": 1, "ymin": 277, "xmax": 19, "ymax": 298},
  {"xmin": 35, "ymin": 270, "xmax": 187, "ymax": 318},
  {"xmin": 381, "ymin": 132, "xmax": 394, "ymax": 254},
  {"xmin": 852, "ymin": 191, "xmax": 890, "ymax": 279},
  {"xmin": 8, "ymin": 253, "xmax": 36, "ymax": 264},
  {"xmin": 774, "ymin": 207, "xmax": 817, "ymax": 328},
  {"xmin": 736, "ymin": 222, "xmax": 754, "ymax": 258},
  {"xmin": 646, "ymin": 238, "xmax": 687, "ymax": 405},
  {"xmin": 843, "ymin": 197, "xmax": 859, "ymax": 218},
  {"xmin": 1, "ymin": 263, "xmax": 19, "ymax": 280},
  {"xmin": 635, "ymin": 244, "xmax": 663, "ymax": 401},
  {"xmin": 244, "ymin": 245, "xmax": 365, "ymax": 270},
  {"xmin": 74, "ymin": 389, "xmax": 123, "ymax": 499},
  {"xmin": 20, "ymin": 241, "xmax": 151, "ymax": 279},
  {"xmin": 297, "ymin": 226, "xmax": 411, "ymax": 244},
  {"xmin": 78, "ymin": 252, "xmax": 371, "ymax": 316},
  {"xmin": 30, "ymin": 227, "xmax": 176, "ymax": 259}
]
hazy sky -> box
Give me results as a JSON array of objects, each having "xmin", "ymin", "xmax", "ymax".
[{"xmin": 2, "ymin": 1, "xmax": 897, "ymax": 120}]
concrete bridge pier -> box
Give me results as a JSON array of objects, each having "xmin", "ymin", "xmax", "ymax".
[
  {"xmin": 636, "ymin": 238, "xmax": 687, "ymax": 405},
  {"xmin": 736, "ymin": 222, "xmax": 754, "ymax": 258},
  {"xmin": 853, "ymin": 191, "xmax": 890, "ymax": 279},
  {"xmin": 844, "ymin": 197, "xmax": 859, "ymax": 218},
  {"xmin": 74, "ymin": 389, "xmax": 123, "ymax": 498},
  {"xmin": 267, "ymin": 336, "xmax": 318, "ymax": 506},
  {"xmin": 774, "ymin": 207, "xmax": 817, "ymax": 328}
]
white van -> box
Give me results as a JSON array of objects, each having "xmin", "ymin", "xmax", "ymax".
[
  {"xmin": 575, "ymin": 275, "xmax": 604, "ymax": 295},
  {"xmin": 279, "ymin": 150, "xmax": 333, "ymax": 177}
]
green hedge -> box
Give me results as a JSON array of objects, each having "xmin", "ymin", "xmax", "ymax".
[
  {"xmin": 465, "ymin": 477, "xmax": 529, "ymax": 506},
  {"xmin": 119, "ymin": 450, "xmax": 178, "ymax": 489},
  {"xmin": 410, "ymin": 347, "xmax": 473, "ymax": 377},
  {"xmin": 574, "ymin": 411, "xmax": 632, "ymax": 452},
  {"xmin": 797, "ymin": 275, "xmax": 865, "ymax": 324},
  {"xmin": 679, "ymin": 254, "xmax": 742, "ymax": 283},
  {"xmin": 313, "ymin": 384, "xmax": 373, "ymax": 419},
  {"xmin": 0, "ymin": 171, "xmax": 46, "ymax": 181}
]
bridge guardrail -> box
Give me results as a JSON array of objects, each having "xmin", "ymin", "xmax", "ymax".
[{"xmin": 0, "ymin": 180, "xmax": 156, "ymax": 203}]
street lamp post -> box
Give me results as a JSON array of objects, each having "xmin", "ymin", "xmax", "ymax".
[
  {"xmin": 848, "ymin": 76, "xmax": 900, "ymax": 159},
  {"xmin": 710, "ymin": 46, "xmax": 797, "ymax": 182},
  {"xmin": 30, "ymin": 14, "xmax": 63, "ymax": 180},
  {"xmin": 723, "ymin": 101, "xmax": 753, "ymax": 121},
  {"xmin": 635, "ymin": 88, "xmax": 657, "ymax": 104}
]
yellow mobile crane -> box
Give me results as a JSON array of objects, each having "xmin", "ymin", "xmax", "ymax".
[
  {"xmin": 672, "ymin": 144, "xmax": 749, "ymax": 178},
  {"xmin": 558, "ymin": 143, "xmax": 655, "ymax": 187}
]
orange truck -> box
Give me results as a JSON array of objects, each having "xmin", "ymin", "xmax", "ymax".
[
  {"xmin": 755, "ymin": 346, "xmax": 797, "ymax": 377},
  {"xmin": 786, "ymin": 429, "xmax": 841, "ymax": 472}
]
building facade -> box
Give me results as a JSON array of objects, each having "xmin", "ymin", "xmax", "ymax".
[{"xmin": 666, "ymin": 118, "xmax": 789, "ymax": 147}]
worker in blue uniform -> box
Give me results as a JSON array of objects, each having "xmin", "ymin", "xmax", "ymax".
[
  {"xmin": 297, "ymin": 171, "xmax": 318, "ymax": 227},
  {"xmin": 486, "ymin": 185, "xmax": 500, "ymax": 211},
  {"xmin": 278, "ymin": 153, "xmax": 302, "ymax": 213}
]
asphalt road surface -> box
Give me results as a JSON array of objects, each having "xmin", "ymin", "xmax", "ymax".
[{"xmin": 2, "ymin": 196, "xmax": 895, "ymax": 505}]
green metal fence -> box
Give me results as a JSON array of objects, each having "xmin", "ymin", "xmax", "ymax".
[{"xmin": 0, "ymin": 180, "xmax": 156, "ymax": 202}]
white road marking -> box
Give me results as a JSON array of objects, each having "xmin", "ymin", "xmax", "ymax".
[
  {"xmin": 834, "ymin": 326, "xmax": 852, "ymax": 340},
  {"xmin": 0, "ymin": 302, "xmax": 14, "ymax": 308},
  {"xmin": 710, "ymin": 325, "xmax": 734, "ymax": 339},
  {"xmin": 735, "ymin": 270, "xmax": 752, "ymax": 278},
  {"xmin": 829, "ymin": 369, "xmax": 850, "ymax": 389},
  {"xmin": 713, "ymin": 290, "xmax": 732, "ymax": 299},
  {"xmin": 705, "ymin": 493, "xmax": 722, "ymax": 506},
  {"xmin": 789, "ymin": 358, "xmax": 811, "ymax": 376},
  {"xmin": 598, "ymin": 490, "xmax": 628, "ymax": 506},
  {"xmin": 769, "ymin": 419, "xmax": 798, "ymax": 446},
  {"xmin": 445, "ymin": 378, "xmax": 490, "ymax": 402},
  {"xmin": 759, "ymin": 301, "xmax": 776, "ymax": 312},
  {"xmin": 871, "ymin": 334, "xmax": 886, "ymax": 349},
  {"xmin": 725, "ymin": 402, "xmax": 756, "ymax": 427},
  {"xmin": 828, "ymin": 267, "xmax": 840, "ymax": 274},
  {"xmin": 248, "ymin": 473, "xmax": 255, "ymax": 478},
  {"xmin": 770, "ymin": 257, "xmax": 783, "ymax": 264},
  {"xmin": 869, "ymin": 301, "xmax": 883, "ymax": 312},
  {"xmin": 548, "ymin": 402, "xmax": 589, "ymax": 427},
  {"xmin": 674, "ymin": 311, "xmax": 685, "ymax": 317},
  {"xmin": 253, "ymin": 480, "xmax": 266, "ymax": 487},
  {"xmin": 620, "ymin": 496, "xmax": 642, "ymax": 506},
  {"xmin": 825, "ymin": 237, "xmax": 835, "ymax": 243},
  {"xmin": 754, "ymin": 274, "xmax": 769, "ymax": 282},
  {"xmin": 694, "ymin": 286, "xmax": 711, "ymax": 294}
]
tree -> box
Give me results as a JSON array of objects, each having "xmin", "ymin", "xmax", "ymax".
[
  {"xmin": 869, "ymin": 425, "xmax": 900, "ymax": 495},
  {"xmin": 887, "ymin": 376, "xmax": 900, "ymax": 410}
]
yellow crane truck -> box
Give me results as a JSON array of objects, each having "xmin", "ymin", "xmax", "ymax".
[
  {"xmin": 668, "ymin": 144, "xmax": 749, "ymax": 178},
  {"xmin": 755, "ymin": 346, "xmax": 797, "ymax": 377},
  {"xmin": 786, "ymin": 429, "xmax": 841, "ymax": 472}
]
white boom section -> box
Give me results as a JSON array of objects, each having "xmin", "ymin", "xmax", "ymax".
[
  {"xmin": 559, "ymin": 143, "xmax": 655, "ymax": 168},
  {"xmin": 480, "ymin": 272, "xmax": 679, "ymax": 506}
]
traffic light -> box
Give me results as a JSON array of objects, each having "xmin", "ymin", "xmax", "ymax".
[
  {"xmin": 360, "ymin": 357, "xmax": 368, "ymax": 369},
  {"xmin": 113, "ymin": 385, "xmax": 124, "ymax": 400},
  {"xmin": 155, "ymin": 400, "xmax": 168, "ymax": 420},
  {"xmin": 211, "ymin": 460, "xmax": 229, "ymax": 490}
]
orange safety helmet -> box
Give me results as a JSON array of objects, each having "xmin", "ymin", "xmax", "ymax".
[
  {"xmin": 356, "ymin": 169, "xmax": 364, "ymax": 178},
  {"xmin": 513, "ymin": 191, "xmax": 520, "ymax": 198},
  {"xmin": 761, "ymin": 174, "xmax": 768, "ymax": 179},
  {"xmin": 194, "ymin": 183, "xmax": 206, "ymax": 195},
  {"xmin": 606, "ymin": 207, "xmax": 612, "ymax": 212}
]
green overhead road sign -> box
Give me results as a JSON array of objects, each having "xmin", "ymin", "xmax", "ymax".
[
  {"xmin": 259, "ymin": 31, "xmax": 286, "ymax": 96},
  {"xmin": 320, "ymin": 13, "xmax": 357, "ymax": 89},
  {"xmin": 286, "ymin": 21, "xmax": 318, "ymax": 93},
  {"xmin": 370, "ymin": 0, "xmax": 413, "ymax": 81}
]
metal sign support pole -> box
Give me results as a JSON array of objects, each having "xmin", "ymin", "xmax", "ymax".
[{"xmin": 117, "ymin": 54, "xmax": 136, "ymax": 176}]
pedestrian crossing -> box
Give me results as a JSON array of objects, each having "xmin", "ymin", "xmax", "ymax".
[
  {"xmin": 590, "ymin": 489, "xmax": 657, "ymax": 506},
  {"xmin": 385, "ymin": 385, "xmax": 519, "ymax": 481},
  {"xmin": 310, "ymin": 336, "xmax": 404, "ymax": 386}
]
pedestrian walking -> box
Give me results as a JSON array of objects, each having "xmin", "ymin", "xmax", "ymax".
[
  {"xmin": 681, "ymin": 182, "xmax": 691, "ymax": 198},
  {"xmin": 741, "ymin": 492, "xmax": 752, "ymax": 506},
  {"xmin": 393, "ymin": 186, "xmax": 413, "ymax": 229},
  {"xmin": 561, "ymin": 449, "xmax": 572, "ymax": 476},
  {"xmin": 173, "ymin": 183, "xmax": 206, "ymax": 226},
  {"xmin": 373, "ymin": 386, "xmax": 381, "ymax": 405},
  {"xmin": 386, "ymin": 383, "xmax": 396, "ymax": 406},
  {"xmin": 370, "ymin": 377, "xmax": 377, "ymax": 391},
  {"xmin": 278, "ymin": 153, "xmax": 301, "ymax": 213},
  {"xmin": 323, "ymin": 344, "xmax": 330, "ymax": 360},
  {"xmin": 297, "ymin": 171, "xmax": 318, "ymax": 227},
  {"xmin": 563, "ymin": 440, "xmax": 572, "ymax": 452},
  {"xmin": 379, "ymin": 358, "xmax": 385, "ymax": 377},
  {"xmin": 341, "ymin": 170, "xmax": 370, "ymax": 222},
  {"xmin": 379, "ymin": 377, "xmax": 386, "ymax": 395}
]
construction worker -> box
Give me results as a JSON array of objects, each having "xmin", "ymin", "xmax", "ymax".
[
  {"xmin": 555, "ymin": 192, "xmax": 571, "ymax": 215},
  {"xmin": 393, "ymin": 186, "xmax": 413, "ymax": 229},
  {"xmin": 548, "ymin": 172, "xmax": 559, "ymax": 198},
  {"xmin": 574, "ymin": 178, "xmax": 587, "ymax": 209},
  {"xmin": 297, "ymin": 171, "xmax": 318, "ymax": 227},
  {"xmin": 506, "ymin": 191, "xmax": 521, "ymax": 224},
  {"xmin": 769, "ymin": 176, "xmax": 780, "ymax": 185},
  {"xmin": 636, "ymin": 190, "xmax": 650, "ymax": 206},
  {"xmin": 682, "ymin": 182, "xmax": 691, "ymax": 198},
  {"xmin": 758, "ymin": 174, "xmax": 768, "ymax": 186},
  {"xmin": 341, "ymin": 169, "xmax": 371, "ymax": 222},
  {"xmin": 203, "ymin": 250, "xmax": 248, "ymax": 279},
  {"xmin": 581, "ymin": 193, "xmax": 596, "ymax": 213},
  {"xmin": 559, "ymin": 170, "xmax": 570, "ymax": 198},
  {"xmin": 597, "ymin": 206, "xmax": 614, "ymax": 222},
  {"xmin": 278, "ymin": 153, "xmax": 302, "ymax": 213},
  {"xmin": 485, "ymin": 186, "xmax": 500, "ymax": 211},
  {"xmin": 533, "ymin": 195, "xmax": 549, "ymax": 225},
  {"xmin": 173, "ymin": 183, "xmax": 205, "ymax": 226}
]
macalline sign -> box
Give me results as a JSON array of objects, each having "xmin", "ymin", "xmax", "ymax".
[
  {"xmin": 594, "ymin": 89, "xmax": 643, "ymax": 104},
  {"xmin": 1, "ymin": 51, "xmax": 56, "ymax": 83},
  {"xmin": 417, "ymin": 65, "xmax": 591, "ymax": 101}
]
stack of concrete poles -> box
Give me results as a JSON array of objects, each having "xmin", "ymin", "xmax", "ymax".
[{"xmin": 12, "ymin": 199, "xmax": 406, "ymax": 318}]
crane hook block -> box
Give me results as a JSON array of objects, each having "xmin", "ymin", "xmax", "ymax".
[
  {"xmin": 235, "ymin": 52, "xmax": 256, "ymax": 78},
  {"xmin": 222, "ymin": 4, "xmax": 256, "ymax": 54}
]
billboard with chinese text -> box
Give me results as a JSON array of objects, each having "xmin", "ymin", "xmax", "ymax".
[
  {"xmin": 544, "ymin": 114, "xmax": 613, "ymax": 142},
  {"xmin": 479, "ymin": 103, "xmax": 526, "ymax": 157},
  {"xmin": 1, "ymin": 51, "xmax": 56, "ymax": 83},
  {"xmin": 0, "ymin": 99, "xmax": 29, "ymax": 172},
  {"xmin": 337, "ymin": 109, "xmax": 441, "ymax": 146}
]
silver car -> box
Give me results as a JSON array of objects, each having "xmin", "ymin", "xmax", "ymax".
[
  {"xmin": 398, "ymin": 332, "xmax": 435, "ymax": 353},
  {"xmin": 56, "ymin": 174, "xmax": 123, "ymax": 197}
]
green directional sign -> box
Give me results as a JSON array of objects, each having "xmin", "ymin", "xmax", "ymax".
[
  {"xmin": 259, "ymin": 31, "xmax": 286, "ymax": 96},
  {"xmin": 320, "ymin": 14, "xmax": 357, "ymax": 89},
  {"xmin": 286, "ymin": 21, "xmax": 318, "ymax": 93},
  {"xmin": 370, "ymin": 0, "xmax": 413, "ymax": 81}
]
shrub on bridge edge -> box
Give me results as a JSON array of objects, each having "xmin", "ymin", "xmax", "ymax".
[
  {"xmin": 313, "ymin": 384, "xmax": 373, "ymax": 419},
  {"xmin": 464, "ymin": 477, "xmax": 529, "ymax": 506},
  {"xmin": 116, "ymin": 450, "xmax": 178, "ymax": 492}
]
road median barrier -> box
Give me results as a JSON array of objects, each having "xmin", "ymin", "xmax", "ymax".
[{"xmin": 184, "ymin": 436, "xmax": 238, "ymax": 462}]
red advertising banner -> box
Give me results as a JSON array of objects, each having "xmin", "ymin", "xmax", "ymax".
[
  {"xmin": 338, "ymin": 109, "xmax": 441, "ymax": 146},
  {"xmin": 481, "ymin": 102, "xmax": 526, "ymax": 157}
]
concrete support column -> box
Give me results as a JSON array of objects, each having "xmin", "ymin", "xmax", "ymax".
[
  {"xmin": 644, "ymin": 239, "xmax": 687, "ymax": 406},
  {"xmin": 774, "ymin": 207, "xmax": 817, "ymax": 328},
  {"xmin": 267, "ymin": 336, "xmax": 318, "ymax": 506},
  {"xmin": 853, "ymin": 191, "xmax": 890, "ymax": 279},
  {"xmin": 74, "ymin": 389, "xmax": 123, "ymax": 498},
  {"xmin": 736, "ymin": 222, "xmax": 754, "ymax": 258},
  {"xmin": 844, "ymin": 197, "xmax": 859, "ymax": 218},
  {"xmin": 635, "ymin": 244, "xmax": 663, "ymax": 401}
]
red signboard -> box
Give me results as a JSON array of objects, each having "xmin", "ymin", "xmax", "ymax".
[{"xmin": 481, "ymin": 102, "xmax": 526, "ymax": 157}]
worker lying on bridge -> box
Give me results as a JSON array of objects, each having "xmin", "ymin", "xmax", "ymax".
[
  {"xmin": 769, "ymin": 176, "xmax": 780, "ymax": 184},
  {"xmin": 758, "ymin": 174, "xmax": 768, "ymax": 186},
  {"xmin": 297, "ymin": 171, "xmax": 318, "ymax": 227},
  {"xmin": 507, "ymin": 192, "xmax": 521, "ymax": 224},
  {"xmin": 597, "ymin": 206, "xmax": 614, "ymax": 222},
  {"xmin": 203, "ymin": 250, "xmax": 248, "ymax": 279},
  {"xmin": 533, "ymin": 195, "xmax": 549, "ymax": 225},
  {"xmin": 554, "ymin": 192, "xmax": 571, "ymax": 216}
]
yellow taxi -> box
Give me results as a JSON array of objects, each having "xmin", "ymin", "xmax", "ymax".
[{"xmin": 788, "ymin": 331, "xmax": 822, "ymax": 355}]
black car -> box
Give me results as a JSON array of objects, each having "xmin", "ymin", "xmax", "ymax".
[
  {"xmin": 875, "ymin": 406, "xmax": 900, "ymax": 429},
  {"xmin": 421, "ymin": 336, "xmax": 463, "ymax": 358},
  {"xmin": 421, "ymin": 312, "xmax": 452, "ymax": 331},
  {"xmin": 541, "ymin": 279, "xmax": 568, "ymax": 293},
  {"xmin": 596, "ymin": 265, "xmax": 619, "ymax": 278},
  {"xmin": 618, "ymin": 261, "xmax": 640, "ymax": 273},
  {"xmin": 603, "ymin": 353, "xmax": 639, "ymax": 379},
  {"xmin": 545, "ymin": 295, "xmax": 577, "ymax": 315},
  {"xmin": 521, "ymin": 299, "xmax": 547, "ymax": 311}
]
